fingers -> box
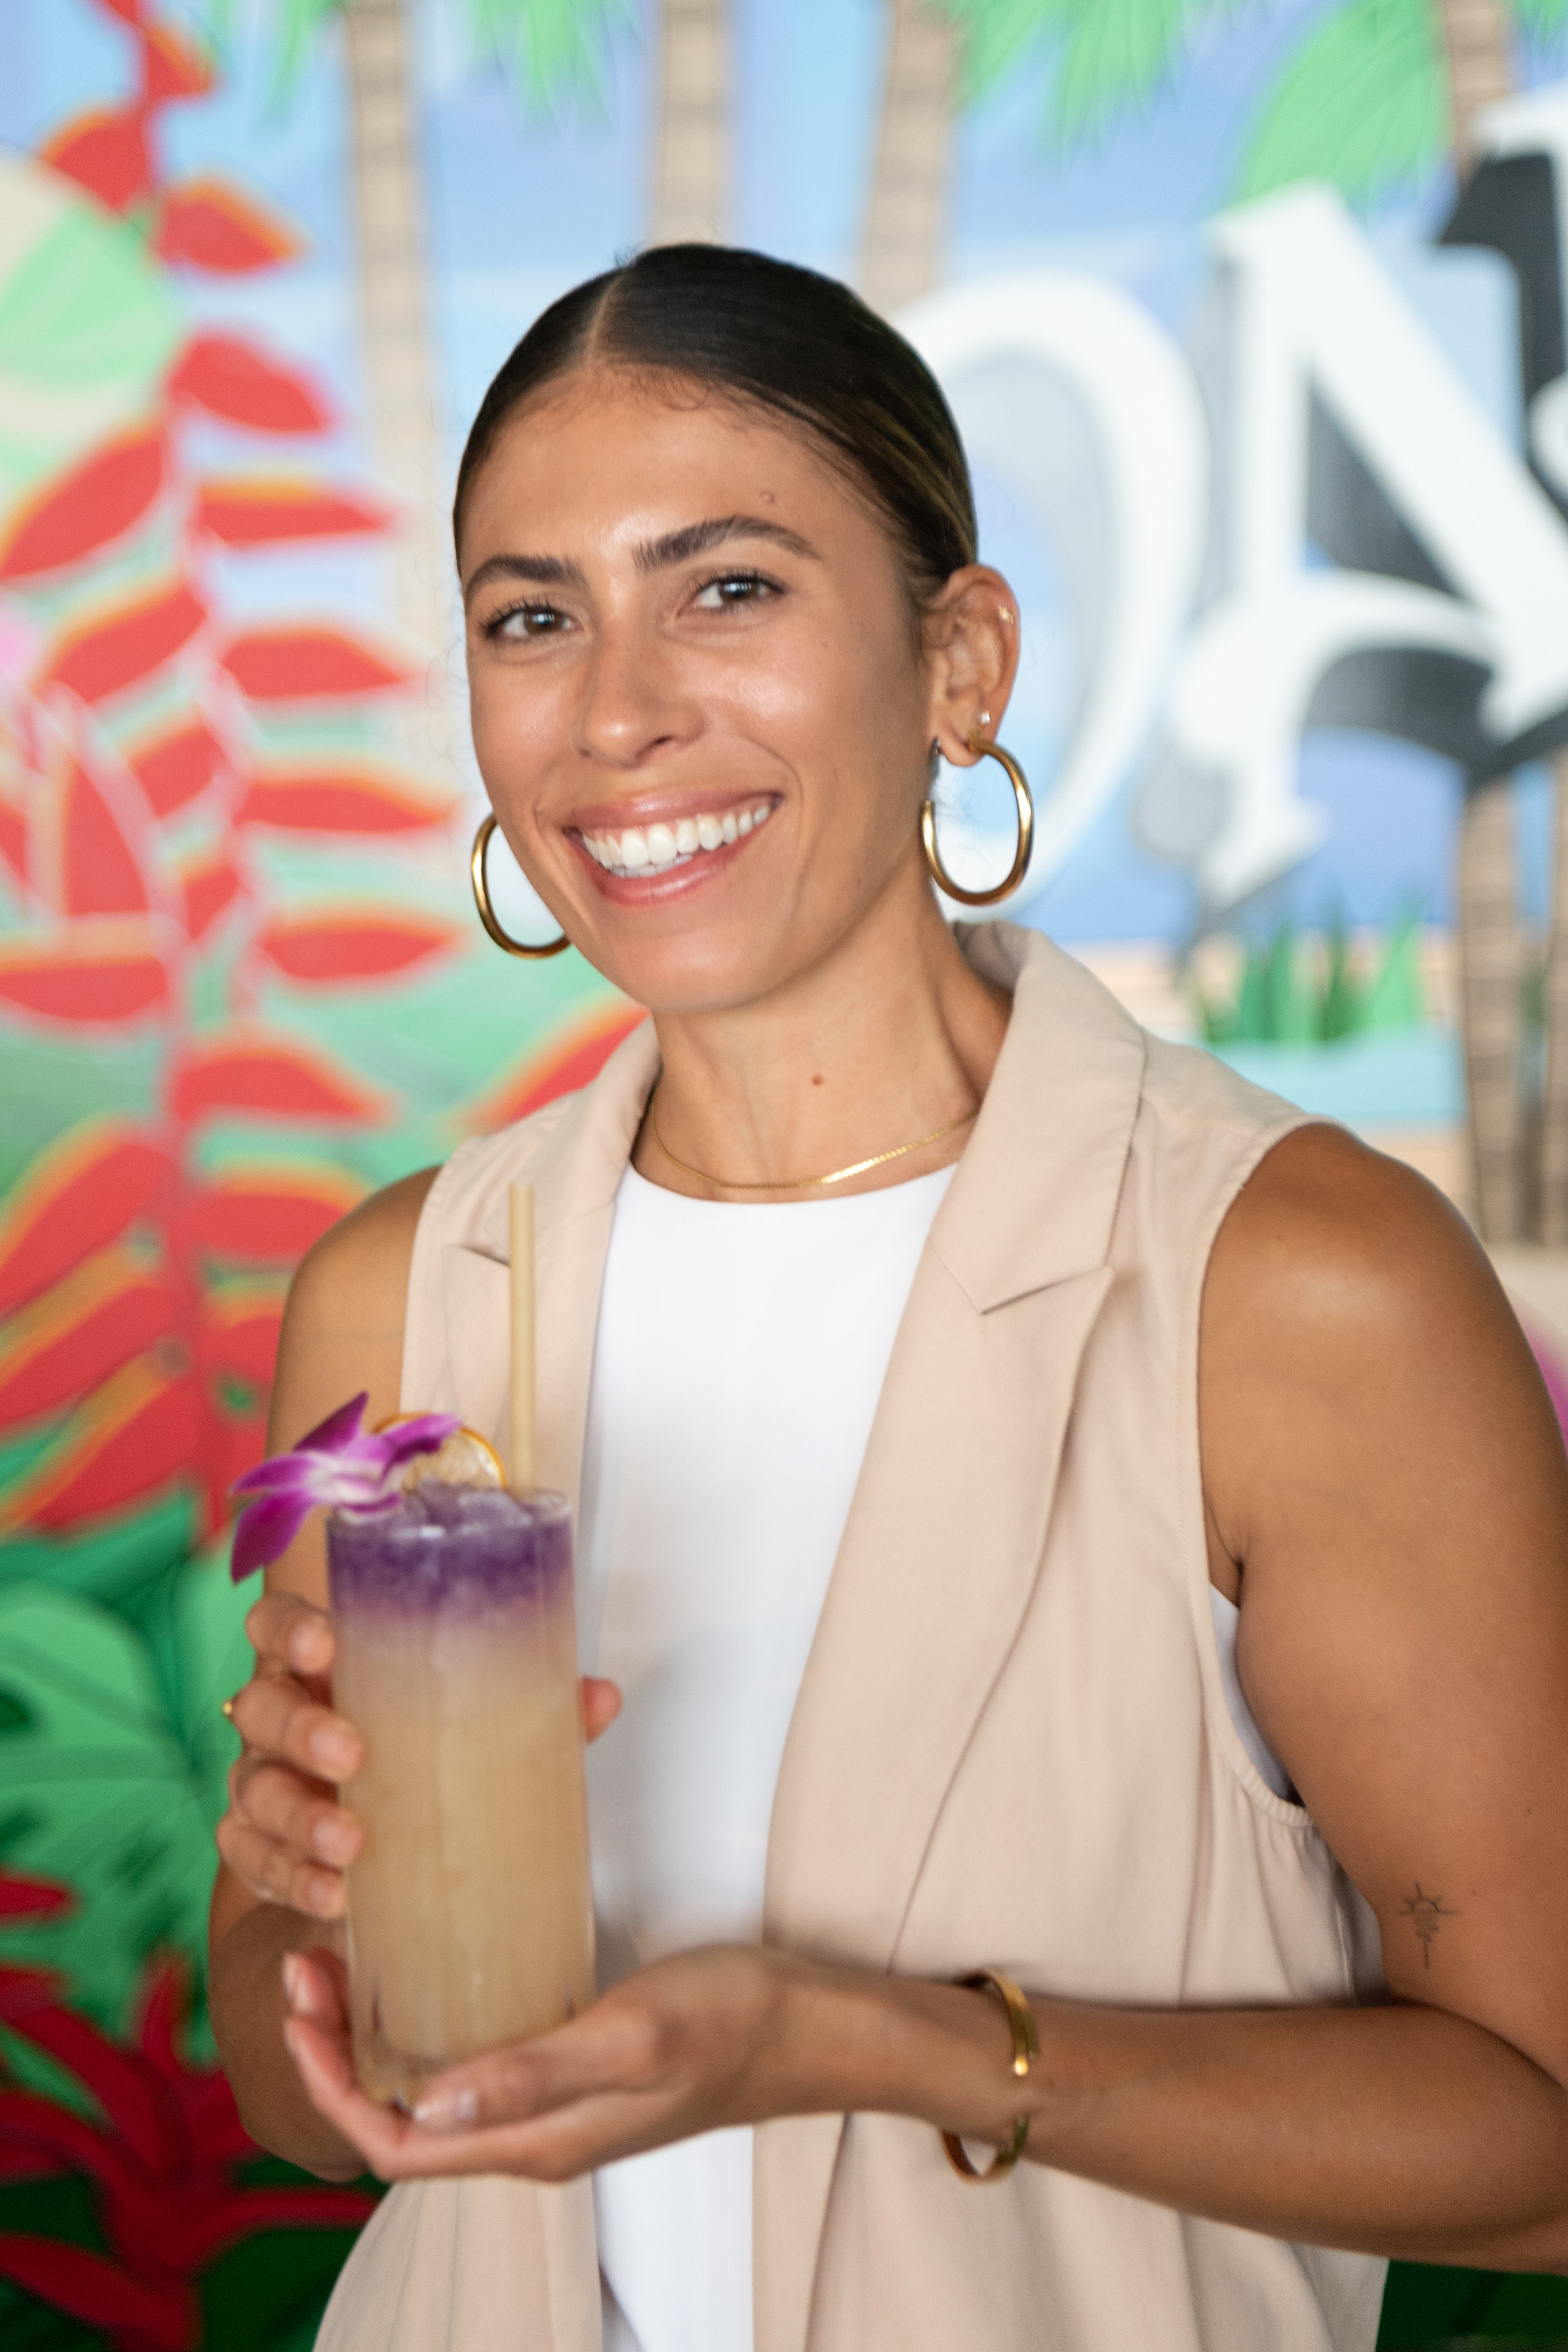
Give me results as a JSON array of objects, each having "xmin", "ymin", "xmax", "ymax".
[
  {"xmin": 238, "ymin": 1757, "xmax": 362, "ymax": 1867},
  {"xmin": 283, "ymin": 1945, "xmax": 352, "ymax": 2031},
  {"xmin": 220, "ymin": 1651, "xmax": 363, "ymax": 1913},
  {"xmin": 230, "ymin": 1673, "xmax": 361, "ymax": 1783},
  {"xmin": 582, "ymin": 1676, "xmax": 623, "ymax": 1743},
  {"xmin": 284, "ymin": 2002, "xmax": 620, "ymax": 2184},
  {"xmin": 216, "ymin": 1799, "xmax": 349, "ymax": 1918},
  {"xmin": 413, "ymin": 1996, "xmax": 665, "ymax": 2135},
  {"xmin": 247, "ymin": 1588, "xmax": 335, "ymax": 1681}
]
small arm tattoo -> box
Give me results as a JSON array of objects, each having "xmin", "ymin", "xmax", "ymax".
[{"xmin": 1399, "ymin": 1884, "xmax": 1460, "ymax": 1968}]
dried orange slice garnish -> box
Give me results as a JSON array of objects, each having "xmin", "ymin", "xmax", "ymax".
[{"xmin": 374, "ymin": 1415, "xmax": 506, "ymax": 1491}]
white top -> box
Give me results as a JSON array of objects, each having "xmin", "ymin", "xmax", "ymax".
[{"xmin": 574, "ymin": 1160, "xmax": 1287, "ymax": 2352}]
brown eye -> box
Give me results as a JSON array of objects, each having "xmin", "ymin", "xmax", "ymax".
[
  {"xmin": 691, "ymin": 573, "xmax": 776, "ymax": 612},
  {"xmin": 487, "ymin": 602, "xmax": 568, "ymax": 640}
]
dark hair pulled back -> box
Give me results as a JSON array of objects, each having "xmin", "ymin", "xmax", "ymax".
[{"xmin": 453, "ymin": 245, "xmax": 977, "ymax": 608}]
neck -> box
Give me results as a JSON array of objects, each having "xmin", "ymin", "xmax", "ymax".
[{"xmin": 631, "ymin": 872, "xmax": 1012, "ymax": 1201}]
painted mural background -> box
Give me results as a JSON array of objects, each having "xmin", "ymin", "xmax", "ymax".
[{"xmin": 2, "ymin": 1, "xmax": 1568, "ymax": 2344}]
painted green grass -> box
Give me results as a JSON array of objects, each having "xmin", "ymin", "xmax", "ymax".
[{"xmin": 1194, "ymin": 911, "xmax": 1427, "ymax": 1047}]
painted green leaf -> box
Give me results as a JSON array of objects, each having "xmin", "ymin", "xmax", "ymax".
[
  {"xmin": 1237, "ymin": 0, "xmax": 1446, "ymax": 205},
  {"xmin": 466, "ymin": 0, "xmax": 639, "ymax": 121},
  {"xmin": 196, "ymin": 0, "xmax": 344, "ymax": 101},
  {"xmin": 205, "ymin": 0, "xmax": 637, "ymax": 118},
  {"xmin": 946, "ymin": 0, "xmax": 1074, "ymax": 106},
  {"xmin": 0, "ymin": 1559, "xmax": 254, "ymax": 2034},
  {"xmin": 1054, "ymin": 0, "xmax": 1195, "ymax": 144},
  {"xmin": 1510, "ymin": 0, "xmax": 1568, "ymax": 36},
  {"xmin": 0, "ymin": 156, "xmax": 181, "ymax": 506},
  {"xmin": 946, "ymin": 0, "xmax": 1252, "ymax": 130}
]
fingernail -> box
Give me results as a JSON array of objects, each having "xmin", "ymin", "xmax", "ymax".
[
  {"xmin": 312, "ymin": 1815, "xmax": 357, "ymax": 1864},
  {"xmin": 413, "ymin": 2084, "xmax": 476, "ymax": 2132},
  {"xmin": 309, "ymin": 1727, "xmax": 356, "ymax": 1776},
  {"xmin": 281, "ymin": 1954, "xmax": 303, "ymax": 2008},
  {"xmin": 289, "ymin": 1623, "xmax": 326, "ymax": 1666}
]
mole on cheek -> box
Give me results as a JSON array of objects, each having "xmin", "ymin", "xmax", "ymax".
[{"xmin": 811, "ymin": 1074, "xmax": 824, "ymax": 1087}]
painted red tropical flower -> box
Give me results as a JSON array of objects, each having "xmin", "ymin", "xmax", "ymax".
[{"xmin": 0, "ymin": 1872, "xmax": 374, "ymax": 2351}]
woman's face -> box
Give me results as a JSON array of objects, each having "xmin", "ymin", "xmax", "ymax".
[{"xmin": 459, "ymin": 368, "xmax": 1002, "ymax": 1016}]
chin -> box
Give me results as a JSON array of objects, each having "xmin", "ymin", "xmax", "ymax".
[{"xmin": 591, "ymin": 938, "xmax": 785, "ymax": 1019}]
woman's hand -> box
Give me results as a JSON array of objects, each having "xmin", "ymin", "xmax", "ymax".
[
  {"xmin": 217, "ymin": 1589, "xmax": 622, "ymax": 1922},
  {"xmin": 282, "ymin": 1943, "xmax": 800, "ymax": 2181},
  {"xmin": 281, "ymin": 1943, "xmax": 1025, "ymax": 2184}
]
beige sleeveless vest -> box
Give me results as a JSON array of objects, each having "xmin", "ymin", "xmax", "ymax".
[{"xmin": 317, "ymin": 921, "xmax": 1387, "ymax": 2352}]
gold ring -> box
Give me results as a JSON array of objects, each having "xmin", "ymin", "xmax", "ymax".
[{"xmin": 220, "ymin": 1696, "xmax": 237, "ymax": 1722}]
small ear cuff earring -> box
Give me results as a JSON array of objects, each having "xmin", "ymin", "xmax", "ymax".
[{"xmin": 998, "ymin": 606, "xmax": 1014, "ymax": 623}]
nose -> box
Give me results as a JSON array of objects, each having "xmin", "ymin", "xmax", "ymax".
[{"xmin": 573, "ymin": 613, "xmax": 700, "ymax": 770}]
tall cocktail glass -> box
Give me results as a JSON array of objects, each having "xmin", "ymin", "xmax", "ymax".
[{"xmin": 326, "ymin": 1482, "xmax": 594, "ymax": 2107}]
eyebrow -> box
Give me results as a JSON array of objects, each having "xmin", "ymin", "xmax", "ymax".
[
  {"xmin": 462, "ymin": 513, "xmax": 820, "ymax": 604},
  {"xmin": 632, "ymin": 514, "xmax": 820, "ymax": 573}
]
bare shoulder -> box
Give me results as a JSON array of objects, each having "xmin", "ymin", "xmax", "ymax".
[
  {"xmin": 1200, "ymin": 1121, "xmax": 1565, "ymax": 1574},
  {"xmin": 268, "ymin": 1167, "xmax": 441, "ymax": 1457},
  {"xmin": 285, "ymin": 1166, "xmax": 441, "ymax": 1334},
  {"xmin": 1205, "ymin": 1121, "xmax": 1519, "ymax": 1374}
]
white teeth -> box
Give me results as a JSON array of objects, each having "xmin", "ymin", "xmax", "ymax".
[{"xmin": 579, "ymin": 803, "xmax": 774, "ymax": 876}]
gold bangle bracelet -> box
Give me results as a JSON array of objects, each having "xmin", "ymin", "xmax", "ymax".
[{"xmin": 941, "ymin": 1969, "xmax": 1039, "ymax": 2183}]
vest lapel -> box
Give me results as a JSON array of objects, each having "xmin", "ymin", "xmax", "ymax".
[{"xmin": 756, "ymin": 927, "xmax": 1146, "ymax": 2352}]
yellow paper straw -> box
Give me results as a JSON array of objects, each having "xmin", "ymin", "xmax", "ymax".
[{"xmin": 508, "ymin": 1182, "xmax": 536, "ymax": 1493}]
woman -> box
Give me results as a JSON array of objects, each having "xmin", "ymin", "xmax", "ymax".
[{"xmin": 208, "ymin": 246, "xmax": 1568, "ymax": 2352}]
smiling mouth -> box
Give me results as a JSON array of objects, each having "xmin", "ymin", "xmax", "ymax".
[{"xmin": 573, "ymin": 800, "xmax": 775, "ymax": 879}]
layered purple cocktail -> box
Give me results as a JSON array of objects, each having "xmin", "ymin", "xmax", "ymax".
[{"xmin": 327, "ymin": 1484, "xmax": 595, "ymax": 2106}]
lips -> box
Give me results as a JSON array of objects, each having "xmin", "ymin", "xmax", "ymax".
[{"xmin": 573, "ymin": 800, "xmax": 774, "ymax": 879}]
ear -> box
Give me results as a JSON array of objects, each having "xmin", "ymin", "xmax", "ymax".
[{"xmin": 922, "ymin": 567, "xmax": 1020, "ymax": 763}]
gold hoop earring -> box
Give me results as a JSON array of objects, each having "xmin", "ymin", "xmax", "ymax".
[
  {"xmin": 920, "ymin": 730, "xmax": 1035, "ymax": 908},
  {"xmin": 470, "ymin": 815, "xmax": 571, "ymax": 959}
]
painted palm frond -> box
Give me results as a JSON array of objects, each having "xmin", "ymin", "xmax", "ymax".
[
  {"xmin": 1054, "ymin": 0, "xmax": 1215, "ymax": 143},
  {"xmin": 467, "ymin": 0, "xmax": 640, "ymax": 119},
  {"xmin": 195, "ymin": 0, "xmax": 344, "ymax": 99},
  {"xmin": 943, "ymin": 0, "xmax": 1071, "ymax": 104},
  {"xmin": 945, "ymin": 0, "xmax": 1560, "ymax": 186},
  {"xmin": 944, "ymin": 0, "xmax": 1249, "ymax": 145},
  {"xmin": 1238, "ymin": 0, "xmax": 1446, "ymax": 202},
  {"xmin": 200, "ymin": 0, "xmax": 637, "ymax": 117}
]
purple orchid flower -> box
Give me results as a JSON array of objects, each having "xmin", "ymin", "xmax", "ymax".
[{"xmin": 228, "ymin": 1392, "xmax": 461, "ymax": 1581}]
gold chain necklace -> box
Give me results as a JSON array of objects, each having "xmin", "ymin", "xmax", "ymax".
[{"xmin": 649, "ymin": 1089, "xmax": 978, "ymax": 1193}]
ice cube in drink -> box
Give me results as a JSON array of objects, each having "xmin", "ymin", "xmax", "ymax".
[{"xmin": 327, "ymin": 1483, "xmax": 594, "ymax": 2106}]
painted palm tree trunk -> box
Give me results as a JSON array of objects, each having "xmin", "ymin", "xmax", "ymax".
[
  {"xmin": 652, "ymin": 0, "xmax": 730, "ymax": 243},
  {"xmin": 1432, "ymin": 0, "xmax": 1525, "ymax": 1238},
  {"xmin": 859, "ymin": 0, "xmax": 957, "ymax": 316},
  {"xmin": 342, "ymin": 0, "xmax": 454, "ymax": 780},
  {"xmin": 1539, "ymin": 751, "xmax": 1568, "ymax": 1242},
  {"xmin": 1436, "ymin": 0, "xmax": 1514, "ymax": 169}
]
